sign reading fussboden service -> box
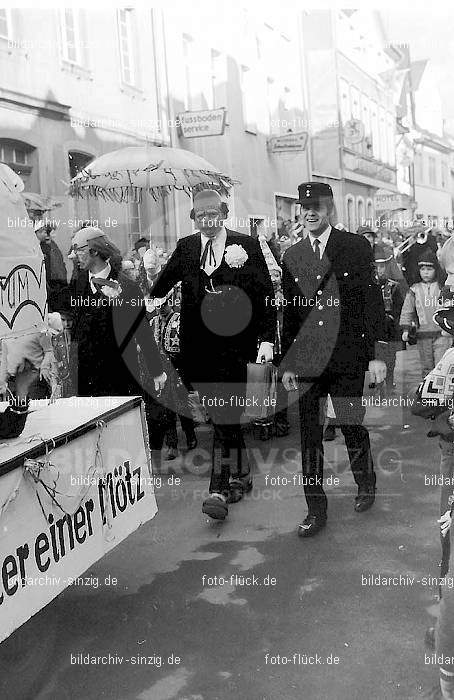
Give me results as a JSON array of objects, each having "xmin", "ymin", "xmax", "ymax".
[{"xmin": 178, "ymin": 108, "xmax": 226, "ymax": 137}]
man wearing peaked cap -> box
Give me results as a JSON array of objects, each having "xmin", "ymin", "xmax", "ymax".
[{"xmin": 281, "ymin": 181, "xmax": 387, "ymax": 538}]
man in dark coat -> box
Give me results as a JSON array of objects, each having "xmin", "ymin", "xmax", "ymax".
[
  {"xmin": 61, "ymin": 226, "xmax": 166, "ymax": 403},
  {"xmin": 150, "ymin": 189, "xmax": 276, "ymax": 521},
  {"xmin": 281, "ymin": 182, "xmax": 387, "ymax": 538}
]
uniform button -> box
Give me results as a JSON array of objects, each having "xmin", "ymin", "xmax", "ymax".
[
  {"xmin": 361, "ymin": 333, "xmax": 365, "ymax": 338},
  {"xmin": 316, "ymin": 274, "xmax": 321, "ymax": 280},
  {"xmin": 295, "ymin": 277, "xmax": 299, "ymax": 282},
  {"xmin": 344, "ymin": 272, "xmax": 349, "ymax": 277},
  {"xmin": 318, "ymin": 306, "xmax": 324, "ymax": 310},
  {"xmin": 317, "ymin": 290, "xmax": 322, "ymax": 296},
  {"xmin": 318, "ymin": 320, "xmax": 324, "ymax": 326}
]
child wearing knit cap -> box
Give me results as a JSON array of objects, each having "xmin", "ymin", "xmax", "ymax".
[{"xmin": 400, "ymin": 250, "xmax": 451, "ymax": 377}]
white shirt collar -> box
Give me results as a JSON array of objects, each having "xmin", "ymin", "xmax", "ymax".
[
  {"xmin": 309, "ymin": 225, "xmax": 331, "ymax": 257},
  {"xmin": 89, "ymin": 261, "xmax": 111, "ymax": 292},
  {"xmin": 200, "ymin": 226, "xmax": 227, "ymax": 249}
]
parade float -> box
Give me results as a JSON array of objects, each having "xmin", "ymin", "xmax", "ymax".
[{"xmin": 0, "ymin": 164, "xmax": 158, "ymax": 653}]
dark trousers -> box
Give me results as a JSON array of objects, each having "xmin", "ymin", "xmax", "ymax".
[
  {"xmin": 165, "ymin": 412, "xmax": 196, "ymax": 449},
  {"xmin": 297, "ymin": 370, "xmax": 374, "ymax": 518},
  {"xmin": 192, "ymin": 377, "xmax": 250, "ymax": 495}
]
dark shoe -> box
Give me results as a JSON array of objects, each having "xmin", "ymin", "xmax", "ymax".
[
  {"xmin": 165, "ymin": 446, "xmax": 178, "ymax": 460},
  {"xmin": 226, "ymin": 479, "xmax": 243, "ymax": 504},
  {"xmin": 323, "ymin": 424, "xmax": 336, "ymax": 441},
  {"xmin": 202, "ymin": 494, "xmax": 228, "ymax": 520},
  {"xmin": 186, "ymin": 436, "xmax": 198, "ymax": 451},
  {"xmin": 297, "ymin": 514, "xmax": 327, "ymax": 538},
  {"xmin": 226, "ymin": 476, "xmax": 253, "ymax": 503},
  {"xmin": 354, "ymin": 485, "xmax": 376, "ymax": 512}
]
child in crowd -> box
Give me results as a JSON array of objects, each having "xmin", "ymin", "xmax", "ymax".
[
  {"xmin": 149, "ymin": 288, "xmax": 197, "ymax": 459},
  {"xmin": 373, "ymin": 245, "xmax": 407, "ymax": 392},
  {"xmin": 400, "ymin": 251, "xmax": 451, "ymax": 377}
]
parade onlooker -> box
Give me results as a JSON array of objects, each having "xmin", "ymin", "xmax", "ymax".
[
  {"xmin": 400, "ymin": 225, "xmax": 441, "ymax": 286},
  {"xmin": 58, "ymin": 226, "xmax": 166, "ymax": 435},
  {"xmin": 400, "ymin": 251, "xmax": 451, "ymax": 377},
  {"xmin": 149, "ymin": 289, "xmax": 197, "ymax": 459},
  {"xmin": 373, "ymin": 245, "xmax": 407, "ymax": 392}
]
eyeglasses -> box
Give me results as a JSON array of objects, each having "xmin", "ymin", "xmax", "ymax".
[{"xmin": 194, "ymin": 209, "xmax": 222, "ymax": 218}]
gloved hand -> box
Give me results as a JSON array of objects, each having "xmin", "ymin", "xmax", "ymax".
[{"xmin": 256, "ymin": 342, "xmax": 273, "ymax": 363}]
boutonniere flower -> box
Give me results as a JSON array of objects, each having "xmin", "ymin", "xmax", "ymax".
[
  {"xmin": 92, "ymin": 278, "xmax": 123, "ymax": 298},
  {"xmin": 224, "ymin": 244, "xmax": 248, "ymax": 269}
]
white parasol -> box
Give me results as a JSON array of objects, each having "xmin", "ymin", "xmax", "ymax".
[{"xmin": 69, "ymin": 145, "xmax": 237, "ymax": 202}]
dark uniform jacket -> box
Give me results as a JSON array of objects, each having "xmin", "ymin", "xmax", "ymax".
[{"xmin": 280, "ymin": 227, "xmax": 386, "ymax": 378}]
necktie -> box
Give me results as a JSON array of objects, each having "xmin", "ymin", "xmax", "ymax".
[
  {"xmin": 313, "ymin": 238, "xmax": 321, "ymax": 261},
  {"xmin": 200, "ymin": 239, "xmax": 216, "ymax": 274}
]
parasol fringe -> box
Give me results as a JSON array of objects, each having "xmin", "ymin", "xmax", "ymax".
[{"xmin": 69, "ymin": 169, "xmax": 239, "ymax": 203}]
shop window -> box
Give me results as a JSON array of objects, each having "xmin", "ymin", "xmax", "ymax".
[
  {"xmin": 0, "ymin": 139, "xmax": 35, "ymax": 189},
  {"xmin": 60, "ymin": 8, "xmax": 82, "ymax": 64},
  {"xmin": 0, "ymin": 9, "xmax": 11, "ymax": 40},
  {"xmin": 346, "ymin": 196, "xmax": 355, "ymax": 232}
]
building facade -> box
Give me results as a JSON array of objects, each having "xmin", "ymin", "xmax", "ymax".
[
  {"xmin": 302, "ymin": 9, "xmax": 402, "ymax": 232},
  {"xmin": 0, "ymin": 7, "xmax": 174, "ymax": 262},
  {"xmin": 162, "ymin": 6, "xmax": 311, "ymax": 242}
]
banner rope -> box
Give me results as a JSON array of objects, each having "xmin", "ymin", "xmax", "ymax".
[{"xmin": 23, "ymin": 421, "xmax": 108, "ymax": 524}]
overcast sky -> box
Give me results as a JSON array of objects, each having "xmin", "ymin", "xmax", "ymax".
[{"xmin": 382, "ymin": 9, "xmax": 454, "ymax": 129}]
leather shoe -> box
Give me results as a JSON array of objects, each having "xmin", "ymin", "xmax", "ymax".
[
  {"xmin": 354, "ymin": 486, "xmax": 375, "ymax": 512},
  {"xmin": 226, "ymin": 479, "xmax": 243, "ymax": 504},
  {"xmin": 202, "ymin": 494, "xmax": 228, "ymax": 520},
  {"xmin": 297, "ymin": 514, "xmax": 327, "ymax": 538}
]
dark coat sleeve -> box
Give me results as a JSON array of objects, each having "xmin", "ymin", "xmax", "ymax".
[
  {"xmin": 247, "ymin": 238, "xmax": 276, "ymax": 344},
  {"xmin": 113, "ymin": 275, "xmax": 163, "ymax": 379},
  {"xmin": 280, "ymin": 250, "xmax": 300, "ymax": 371}
]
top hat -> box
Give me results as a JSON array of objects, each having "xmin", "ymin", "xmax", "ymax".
[{"xmin": 298, "ymin": 182, "xmax": 333, "ymax": 204}]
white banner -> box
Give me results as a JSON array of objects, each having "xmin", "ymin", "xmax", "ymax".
[{"xmin": 0, "ymin": 399, "xmax": 157, "ymax": 643}]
